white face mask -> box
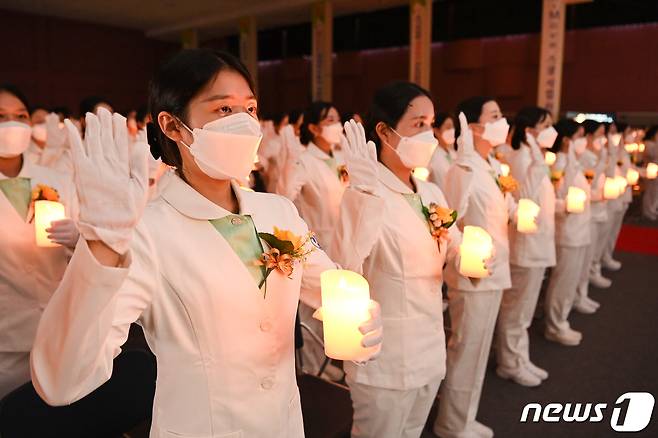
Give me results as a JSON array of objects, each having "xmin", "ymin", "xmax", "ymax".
[
  {"xmin": 180, "ymin": 112, "xmax": 262, "ymax": 181},
  {"xmin": 32, "ymin": 123, "xmax": 47, "ymax": 142},
  {"xmin": 321, "ymin": 123, "xmax": 343, "ymax": 145},
  {"xmin": 482, "ymin": 117, "xmax": 510, "ymax": 146},
  {"xmin": 572, "ymin": 137, "xmax": 587, "ymax": 155},
  {"xmin": 0, "ymin": 121, "xmax": 32, "ymax": 158},
  {"xmin": 389, "ymin": 128, "xmax": 438, "ymax": 169},
  {"xmin": 592, "ymin": 136, "xmax": 605, "ymax": 151},
  {"xmin": 536, "ymin": 126, "xmax": 558, "ymax": 149},
  {"xmin": 441, "ymin": 128, "xmax": 455, "ymax": 145}
]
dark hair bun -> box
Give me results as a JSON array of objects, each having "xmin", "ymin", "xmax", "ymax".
[{"xmin": 146, "ymin": 122, "xmax": 162, "ymax": 159}]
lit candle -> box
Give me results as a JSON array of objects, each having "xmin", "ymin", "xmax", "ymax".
[
  {"xmin": 614, "ymin": 175, "xmax": 627, "ymax": 195},
  {"xmin": 320, "ymin": 269, "xmax": 373, "ymax": 361},
  {"xmin": 624, "ymin": 143, "xmax": 638, "ymax": 153},
  {"xmin": 34, "ymin": 200, "xmax": 66, "ymax": 247},
  {"xmin": 459, "ymin": 226, "xmax": 493, "ymax": 278},
  {"xmin": 604, "ymin": 177, "xmax": 619, "ymax": 200},
  {"xmin": 566, "ymin": 186, "xmax": 587, "ymax": 213},
  {"xmin": 647, "ymin": 163, "xmax": 658, "ymax": 180},
  {"xmin": 545, "ymin": 151, "xmax": 556, "ymax": 166},
  {"xmin": 413, "ymin": 167, "xmax": 430, "ymax": 182},
  {"xmin": 500, "ymin": 163, "xmax": 510, "ymax": 177},
  {"xmin": 517, "ymin": 199, "xmax": 540, "ymax": 234},
  {"xmin": 638, "ymin": 143, "xmax": 645, "ymax": 153},
  {"xmin": 626, "ymin": 168, "xmax": 640, "ymax": 185}
]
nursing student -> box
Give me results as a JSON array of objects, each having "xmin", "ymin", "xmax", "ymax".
[
  {"xmin": 428, "ymin": 112, "xmax": 456, "ymax": 193},
  {"xmin": 330, "ymin": 82, "xmax": 460, "ymax": 438},
  {"xmin": 544, "ymin": 119, "xmax": 591, "ymax": 345},
  {"xmin": 494, "ymin": 107, "xmax": 556, "ymax": 388},
  {"xmin": 434, "ymin": 96, "xmax": 513, "ymax": 438},
  {"xmin": 0, "ymin": 84, "xmax": 78, "ymax": 398},
  {"xmin": 29, "ymin": 49, "xmax": 383, "ymax": 438},
  {"xmin": 277, "ymin": 101, "xmax": 351, "ymax": 376}
]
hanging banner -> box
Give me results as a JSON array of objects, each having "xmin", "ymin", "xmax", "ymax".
[
  {"xmin": 312, "ymin": 1, "xmax": 333, "ymax": 101},
  {"xmin": 409, "ymin": 0, "xmax": 432, "ymax": 89},
  {"xmin": 537, "ymin": 0, "xmax": 566, "ymax": 116}
]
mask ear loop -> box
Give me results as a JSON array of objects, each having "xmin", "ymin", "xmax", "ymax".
[{"xmin": 174, "ymin": 116, "xmax": 195, "ymax": 149}]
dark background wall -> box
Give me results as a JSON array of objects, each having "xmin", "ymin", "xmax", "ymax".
[{"xmin": 1, "ymin": 6, "xmax": 657, "ymax": 119}]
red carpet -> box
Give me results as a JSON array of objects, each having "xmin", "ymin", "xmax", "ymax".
[{"xmin": 615, "ymin": 224, "xmax": 658, "ymax": 256}]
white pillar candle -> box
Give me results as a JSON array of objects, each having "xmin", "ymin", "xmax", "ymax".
[
  {"xmin": 638, "ymin": 143, "xmax": 645, "ymax": 153},
  {"xmin": 517, "ymin": 198, "xmax": 540, "ymax": 233},
  {"xmin": 647, "ymin": 163, "xmax": 658, "ymax": 180},
  {"xmin": 624, "ymin": 143, "xmax": 638, "ymax": 153},
  {"xmin": 500, "ymin": 163, "xmax": 510, "ymax": 177},
  {"xmin": 34, "ymin": 200, "xmax": 66, "ymax": 247},
  {"xmin": 459, "ymin": 226, "xmax": 493, "ymax": 278},
  {"xmin": 566, "ymin": 186, "xmax": 586, "ymax": 213},
  {"xmin": 544, "ymin": 151, "xmax": 556, "ymax": 166},
  {"xmin": 614, "ymin": 175, "xmax": 627, "ymax": 194},
  {"xmin": 413, "ymin": 167, "xmax": 430, "ymax": 182},
  {"xmin": 626, "ymin": 168, "xmax": 640, "ymax": 185},
  {"xmin": 604, "ymin": 177, "xmax": 619, "ymax": 200},
  {"xmin": 320, "ymin": 269, "xmax": 373, "ymax": 361}
]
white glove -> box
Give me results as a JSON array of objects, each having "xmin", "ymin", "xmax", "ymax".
[
  {"xmin": 40, "ymin": 113, "xmax": 69, "ymax": 167},
  {"xmin": 312, "ymin": 298, "xmax": 383, "ymax": 363},
  {"xmin": 65, "ymin": 108, "xmax": 150, "ymax": 255},
  {"xmin": 526, "ymin": 132, "xmax": 544, "ymax": 162},
  {"xmin": 456, "ymin": 112, "xmax": 475, "ymax": 160},
  {"xmin": 46, "ymin": 219, "xmax": 79, "ymax": 250},
  {"xmin": 280, "ymin": 124, "xmax": 303, "ymax": 165},
  {"xmin": 342, "ymin": 119, "xmax": 378, "ymax": 193}
]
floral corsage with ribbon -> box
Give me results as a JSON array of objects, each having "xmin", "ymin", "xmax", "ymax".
[
  {"xmin": 550, "ymin": 170, "xmax": 564, "ymax": 186},
  {"xmin": 422, "ymin": 203, "xmax": 457, "ymax": 248},
  {"xmin": 584, "ymin": 169, "xmax": 595, "ymax": 183},
  {"xmin": 496, "ymin": 175, "xmax": 519, "ymax": 194},
  {"xmin": 256, "ymin": 226, "xmax": 316, "ymax": 297}
]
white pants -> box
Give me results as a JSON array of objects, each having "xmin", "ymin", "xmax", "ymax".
[
  {"xmin": 298, "ymin": 302, "xmax": 326, "ymax": 375},
  {"xmin": 545, "ymin": 245, "xmax": 588, "ymax": 334},
  {"xmin": 593, "ymin": 219, "xmax": 615, "ymax": 270},
  {"xmin": 495, "ymin": 265, "xmax": 546, "ymax": 373},
  {"xmin": 604, "ymin": 204, "xmax": 628, "ymax": 262},
  {"xmin": 0, "ymin": 351, "xmax": 30, "ymax": 400},
  {"xmin": 434, "ymin": 289, "xmax": 503, "ymax": 438},
  {"xmin": 348, "ymin": 374, "xmax": 443, "ymax": 438},
  {"xmin": 642, "ymin": 179, "xmax": 658, "ymax": 219},
  {"xmin": 576, "ymin": 221, "xmax": 604, "ymax": 304}
]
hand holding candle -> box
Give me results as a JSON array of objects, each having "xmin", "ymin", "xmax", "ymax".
[
  {"xmin": 500, "ymin": 163, "xmax": 510, "ymax": 177},
  {"xmin": 517, "ymin": 199, "xmax": 540, "ymax": 233},
  {"xmin": 319, "ymin": 269, "xmax": 382, "ymax": 361},
  {"xmin": 566, "ymin": 186, "xmax": 587, "ymax": 213},
  {"xmin": 604, "ymin": 177, "xmax": 619, "ymax": 200},
  {"xmin": 459, "ymin": 226, "xmax": 494, "ymax": 278},
  {"xmin": 545, "ymin": 151, "xmax": 557, "ymax": 166},
  {"xmin": 34, "ymin": 200, "xmax": 66, "ymax": 247},
  {"xmin": 46, "ymin": 219, "xmax": 80, "ymax": 249},
  {"xmin": 647, "ymin": 163, "xmax": 658, "ymax": 180}
]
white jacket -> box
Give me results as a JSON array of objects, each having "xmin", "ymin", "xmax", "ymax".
[
  {"xmin": 553, "ymin": 152, "xmax": 592, "ymax": 247},
  {"xmin": 443, "ymin": 153, "xmax": 513, "ymax": 292},
  {"xmin": 506, "ymin": 144, "xmax": 556, "ymax": 268},
  {"xmin": 579, "ymin": 149, "xmax": 608, "ymax": 223},
  {"xmin": 0, "ymin": 158, "xmax": 77, "ymax": 357},
  {"xmin": 30, "ymin": 172, "xmax": 336, "ymax": 438},
  {"xmin": 284, "ymin": 142, "xmax": 348, "ymax": 254},
  {"xmin": 330, "ymin": 163, "xmax": 459, "ymax": 390},
  {"xmin": 428, "ymin": 145, "xmax": 457, "ymax": 194}
]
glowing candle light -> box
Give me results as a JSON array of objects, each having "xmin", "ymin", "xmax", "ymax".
[
  {"xmin": 413, "ymin": 167, "xmax": 430, "ymax": 182},
  {"xmin": 320, "ymin": 269, "xmax": 373, "ymax": 361},
  {"xmin": 604, "ymin": 177, "xmax": 619, "ymax": 200},
  {"xmin": 614, "ymin": 175, "xmax": 627, "ymax": 194},
  {"xmin": 626, "ymin": 168, "xmax": 639, "ymax": 185},
  {"xmin": 459, "ymin": 226, "xmax": 493, "ymax": 278},
  {"xmin": 544, "ymin": 151, "xmax": 557, "ymax": 166},
  {"xmin": 625, "ymin": 143, "xmax": 638, "ymax": 153},
  {"xmin": 517, "ymin": 199, "xmax": 540, "ymax": 234},
  {"xmin": 34, "ymin": 200, "xmax": 65, "ymax": 247},
  {"xmin": 500, "ymin": 163, "xmax": 510, "ymax": 177},
  {"xmin": 566, "ymin": 186, "xmax": 587, "ymax": 213},
  {"xmin": 647, "ymin": 163, "xmax": 658, "ymax": 180}
]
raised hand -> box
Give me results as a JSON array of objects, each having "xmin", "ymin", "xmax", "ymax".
[
  {"xmin": 40, "ymin": 113, "xmax": 69, "ymax": 167},
  {"xmin": 456, "ymin": 112, "xmax": 475, "ymax": 159},
  {"xmin": 342, "ymin": 119, "xmax": 378, "ymax": 193},
  {"xmin": 65, "ymin": 108, "xmax": 150, "ymax": 255}
]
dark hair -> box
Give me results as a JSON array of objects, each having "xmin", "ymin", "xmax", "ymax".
[
  {"xmin": 289, "ymin": 108, "xmax": 304, "ymax": 125},
  {"xmin": 79, "ymin": 96, "xmax": 111, "ymax": 117},
  {"xmin": 271, "ymin": 111, "xmax": 289, "ymax": 127},
  {"xmin": 148, "ymin": 49, "xmax": 255, "ymax": 174},
  {"xmin": 136, "ymin": 105, "xmax": 149, "ymax": 123},
  {"xmin": 342, "ymin": 111, "xmax": 360, "ymax": 125},
  {"xmin": 646, "ymin": 125, "xmax": 658, "ymax": 142},
  {"xmin": 0, "ymin": 84, "xmax": 30, "ymax": 112},
  {"xmin": 582, "ymin": 119, "xmax": 603, "ymax": 136},
  {"xmin": 51, "ymin": 106, "xmax": 71, "ymax": 119},
  {"xmin": 300, "ymin": 101, "xmax": 335, "ymax": 146},
  {"xmin": 616, "ymin": 122, "xmax": 628, "ymax": 133},
  {"xmin": 433, "ymin": 112, "xmax": 452, "ymax": 129},
  {"xmin": 551, "ymin": 118, "xmax": 581, "ymax": 153},
  {"xmin": 454, "ymin": 96, "xmax": 495, "ymax": 140},
  {"xmin": 364, "ymin": 81, "xmax": 432, "ymax": 156},
  {"xmin": 511, "ymin": 106, "xmax": 551, "ymax": 150}
]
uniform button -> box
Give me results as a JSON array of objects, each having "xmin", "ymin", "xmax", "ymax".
[
  {"xmin": 260, "ymin": 321, "xmax": 272, "ymax": 332},
  {"xmin": 231, "ymin": 216, "xmax": 243, "ymax": 225},
  {"xmin": 261, "ymin": 377, "xmax": 274, "ymax": 390}
]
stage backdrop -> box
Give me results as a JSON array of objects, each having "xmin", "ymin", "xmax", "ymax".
[{"xmin": 1, "ymin": 9, "xmax": 657, "ymax": 118}]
